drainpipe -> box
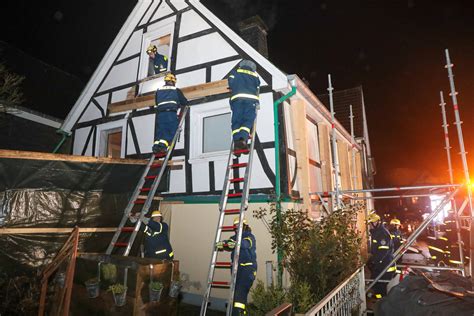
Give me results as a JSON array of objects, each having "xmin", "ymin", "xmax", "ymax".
[
  {"xmin": 52, "ymin": 130, "xmax": 71, "ymax": 153},
  {"xmin": 273, "ymin": 75, "xmax": 297, "ymax": 287}
]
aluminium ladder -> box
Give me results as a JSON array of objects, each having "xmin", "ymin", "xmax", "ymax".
[
  {"xmin": 200, "ymin": 118, "xmax": 258, "ymax": 316},
  {"xmin": 105, "ymin": 106, "xmax": 189, "ymax": 256}
]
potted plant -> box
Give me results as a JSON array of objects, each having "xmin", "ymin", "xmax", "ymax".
[
  {"xmin": 108, "ymin": 283, "xmax": 127, "ymax": 307},
  {"xmin": 84, "ymin": 278, "xmax": 100, "ymax": 299},
  {"xmin": 149, "ymin": 280, "xmax": 164, "ymax": 302}
]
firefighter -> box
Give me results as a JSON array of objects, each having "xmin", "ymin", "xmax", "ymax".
[
  {"xmin": 153, "ymin": 73, "xmax": 188, "ymax": 154},
  {"xmin": 228, "ymin": 60, "xmax": 260, "ymax": 153},
  {"xmin": 216, "ymin": 217, "xmax": 257, "ymax": 315},
  {"xmin": 141, "ymin": 210, "xmax": 174, "ymax": 260},
  {"xmin": 367, "ymin": 212, "xmax": 396, "ymax": 299},
  {"xmin": 146, "ymin": 44, "xmax": 168, "ymax": 74},
  {"xmin": 389, "ymin": 218, "xmax": 404, "ymax": 251}
]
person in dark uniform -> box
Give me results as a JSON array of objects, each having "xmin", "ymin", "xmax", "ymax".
[
  {"xmin": 146, "ymin": 44, "xmax": 168, "ymax": 74},
  {"xmin": 367, "ymin": 212, "xmax": 396, "ymax": 299},
  {"xmin": 389, "ymin": 218, "xmax": 404, "ymax": 251},
  {"xmin": 141, "ymin": 210, "xmax": 174, "ymax": 260},
  {"xmin": 153, "ymin": 73, "xmax": 188, "ymax": 154},
  {"xmin": 216, "ymin": 217, "xmax": 257, "ymax": 315},
  {"xmin": 227, "ymin": 60, "xmax": 260, "ymax": 153}
]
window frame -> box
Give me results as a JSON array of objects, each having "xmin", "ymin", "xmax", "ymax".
[
  {"xmin": 95, "ymin": 120, "xmax": 127, "ymax": 158},
  {"xmin": 189, "ymin": 101, "xmax": 232, "ymax": 164}
]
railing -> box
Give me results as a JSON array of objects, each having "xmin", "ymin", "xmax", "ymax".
[{"xmin": 305, "ymin": 266, "xmax": 366, "ymax": 316}]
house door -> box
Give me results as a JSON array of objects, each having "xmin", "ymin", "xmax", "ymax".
[{"xmin": 100, "ymin": 127, "xmax": 122, "ymax": 158}]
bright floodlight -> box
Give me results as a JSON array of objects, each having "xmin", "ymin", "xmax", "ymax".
[{"xmin": 430, "ymin": 194, "xmax": 451, "ymax": 224}]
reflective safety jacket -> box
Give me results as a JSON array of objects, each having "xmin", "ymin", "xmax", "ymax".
[
  {"xmin": 144, "ymin": 220, "xmax": 174, "ymax": 259},
  {"xmin": 153, "ymin": 53, "xmax": 168, "ymax": 74},
  {"xmin": 228, "ymin": 67, "xmax": 261, "ymax": 104},
  {"xmin": 389, "ymin": 227, "xmax": 403, "ymax": 250},
  {"xmin": 229, "ymin": 231, "xmax": 257, "ymax": 269},
  {"xmin": 370, "ymin": 223, "xmax": 394, "ymax": 264},
  {"xmin": 155, "ymin": 84, "xmax": 188, "ymax": 112}
]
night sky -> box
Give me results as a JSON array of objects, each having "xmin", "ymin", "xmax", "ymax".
[{"xmin": 1, "ymin": 0, "xmax": 473, "ymax": 188}]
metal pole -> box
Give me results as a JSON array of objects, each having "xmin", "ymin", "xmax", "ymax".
[
  {"xmin": 349, "ymin": 105, "xmax": 357, "ymax": 191},
  {"xmin": 351, "ymin": 193, "xmax": 439, "ymax": 200},
  {"xmin": 328, "ymin": 74, "xmax": 341, "ymax": 208},
  {"xmin": 440, "ymin": 90, "xmax": 465, "ymax": 274},
  {"xmin": 310, "ymin": 183, "xmax": 460, "ymax": 196},
  {"xmin": 366, "ymin": 188, "xmax": 459, "ymax": 292},
  {"xmin": 397, "ymin": 264, "xmax": 464, "ymax": 272},
  {"xmin": 444, "ymin": 49, "xmax": 474, "ymax": 278}
]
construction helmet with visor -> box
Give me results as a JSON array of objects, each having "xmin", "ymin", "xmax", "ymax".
[
  {"xmin": 390, "ymin": 218, "xmax": 401, "ymax": 226},
  {"xmin": 146, "ymin": 44, "xmax": 157, "ymax": 54},
  {"xmin": 367, "ymin": 212, "xmax": 381, "ymax": 223},
  {"xmin": 151, "ymin": 210, "xmax": 162, "ymax": 218},
  {"xmin": 233, "ymin": 216, "xmax": 248, "ymax": 226},
  {"xmin": 164, "ymin": 73, "xmax": 177, "ymax": 83}
]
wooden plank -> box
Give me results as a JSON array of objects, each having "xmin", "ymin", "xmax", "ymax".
[
  {"xmin": 108, "ymin": 79, "xmax": 229, "ymax": 114},
  {"xmin": 0, "ymin": 150, "xmax": 184, "ymax": 166},
  {"xmin": 0, "ymin": 227, "xmax": 118, "ymax": 234}
]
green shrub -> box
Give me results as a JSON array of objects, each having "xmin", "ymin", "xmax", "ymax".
[
  {"xmin": 149, "ymin": 280, "xmax": 163, "ymax": 291},
  {"xmin": 101, "ymin": 263, "xmax": 117, "ymax": 282},
  {"xmin": 286, "ymin": 281, "xmax": 315, "ymax": 313},
  {"xmin": 248, "ymin": 281, "xmax": 287, "ymax": 316},
  {"xmin": 107, "ymin": 283, "xmax": 127, "ymax": 294}
]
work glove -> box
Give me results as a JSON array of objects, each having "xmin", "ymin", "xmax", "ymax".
[
  {"xmin": 226, "ymin": 240, "xmax": 236, "ymax": 249},
  {"xmin": 216, "ymin": 241, "xmax": 225, "ymax": 250}
]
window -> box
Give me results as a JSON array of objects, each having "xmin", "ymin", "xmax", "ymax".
[
  {"xmin": 202, "ymin": 113, "xmax": 232, "ymax": 153},
  {"xmin": 147, "ymin": 34, "xmax": 171, "ymax": 77}
]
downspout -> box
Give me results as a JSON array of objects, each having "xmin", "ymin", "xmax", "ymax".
[
  {"xmin": 273, "ymin": 75, "xmax": 297, "ymax": 287},
  {"xmin": 52, "ymin": 130, "xmax": 71, "ymax": 153}
]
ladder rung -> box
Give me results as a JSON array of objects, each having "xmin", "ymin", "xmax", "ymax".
[
  {"xmin": 145, "ymin": 175, "xmax": 157, "ymax": 180},
  {"xmin": 230, "ymin": 163, "xmax": 248, "ymax": 168},
  {"xmin": 230, "ymin": 177, "xmax": 244, "ymax": 183},
  {"xmin": 224, "ymin": 209, "xmax": 240, "ymax": 215},
  {"xmin": 151, "ymin": 162, "xmax": 163, "ymax": 168},
  {"xmin": 114, "ymin": 242, "xmax": 128, "ymax": 247},
  {"xmin": 121, "ymin": 227, "xmax": 135, "ymax": 232},
  {"xmin": 211, "ymin": 281, "xmax": 230, "ymax": 287},
  {"xmin": 215, "ymin": 262, "xmax": 232, "ymax": 268},
  {"xmin": 233, "ymin": 149, "xmax": 249, "ymax": 155},
  {"xmin": 140, "ymin": 187, "xmax": 151, "ymax": 192},
  {"xmin": 138, "ymin": 195, "xmax": 163, "ymax": 201},
  {"xmin": 221, "ymin": 225, "xmax": 235, "ymax": 232},
  {"xmin": 228, "ymin": 192, "xmax": 242, "ymax": 198},
  {"xmin": 134, "ymin": 199, "xmax": 145, "ymax": 204}
]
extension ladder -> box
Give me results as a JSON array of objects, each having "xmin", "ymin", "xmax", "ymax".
[
  {"xmin": 200, "ymin": 119, "xmax": 258, "ymax": 316},
  {"xmin": 105, "ymin": 106, "xmax": 189, "ymax": 256}
]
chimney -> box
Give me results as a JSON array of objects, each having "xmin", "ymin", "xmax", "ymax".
[{"xmin": 238, "ymin": 16, "xmax": 269, "ymax": 58}]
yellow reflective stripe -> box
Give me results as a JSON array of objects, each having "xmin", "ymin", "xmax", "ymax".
[
  {"xmin": 234, "ymin": 302, "xmax": 246, "ymax": 309},
  {"xmin": 232, "ymin": 129, "xmax": 241, "ymax": 135},
  {"xmin": 159, "ymin": 86, "xmax": 177, "ymax": 90},
  {"xmin": 431, "ymin": 255, "xmax": 437, "ymax": 259},
  {"xmin": 372, "ymin": 240, "xmax": 377, "ymax": 243},
  {"xmin": 154, "ymin": 141, "xmax": 160, "ymax": 145},
  {"xmin": 428, "ymin": 245, "xmax": 445, "ymax": 253},
  {"xmin": 158, "ymin": 139, "xmax": 169, "ymax": 147},
  {"xmin": 169, "ymin": 252, "xmax": 174, "ymax": 257},
  {"xmin": 240, "ymin": 263, "xmax": 253, "ymax": 266},
  {"xmin": 387, "ymin": 266, "xmax": 396, "ymax": 272},
  {"xmin": 237, "ymin": 69, "xmax": 258, "ymax": 77},
  {"xmin": 240, "ymin": 127, "xmax": 251, "ymax": 134},
  {"xmin": 375, "ymin": 294, "xmax": 382, "ymax": 299},
  {"xmin": 230, "ymin": 93, "xmax": 259, "ymax": 101},
  {"xmin": 438, "ymin": 236, "xmax": 448, "ymax": 241},
  {"xmin": 144, "ymin": 226, "xmax": 152, "ymax": 236},
  {"xmin": 390, "ymin": 234, "xmax": 395, "ymax": 238},
  {"xmin": 244, "ymin": 237, "xmax": 252, "ymax": 248},
  {"xmin": 229, "ymin": 75, "xmax": 235, "ymax": 78},
  {"xmin": 157, "ymin": 100, "xmax": 177, "ymax": 106},
  {"xmin": 378, "ymin": 246, "xmax": 390, "ymax": 249},
  {"xmin": 164, "ymin": 56, "xmax": 168, "ymax": 60},
  {"xmin": 155, "ymin": 249, "xmax": 166, "ymax": 254}
]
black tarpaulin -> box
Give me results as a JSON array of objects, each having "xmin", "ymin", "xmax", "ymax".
[{"xmin": 0, "ymin": 157, "xmax": 147, "ymax": 273}]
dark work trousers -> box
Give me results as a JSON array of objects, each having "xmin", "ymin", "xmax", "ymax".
[
  {"xmin": 154, "ymin": 110, "xmax": 178, "ymax": 148},
  {"xmin": 232, "ymin": 266, "xmax": 256, "ymax": 315},
  {"xmin": 370, "ymin": 257, "xmax": 395, "ymax": 297},
  {"xmin": 230, "ymin": 99, "xmax": 257, "ymax": 141}
]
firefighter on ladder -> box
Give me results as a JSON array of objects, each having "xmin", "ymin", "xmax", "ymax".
[
  {"xmin": 228, "ymin": 60, "xmax": 260, "ymax": 155},
  {"xmin": 146, "ymin": 44, "xmax": 168, "ymax": 74},
  {"xmin": 153, "ymin": 73, "xmax": 188, "ymax": 154},
  {"xmin": 367, "ymin": 212, "xmax": 396, "ymax": 299},
  {"xmin": 216, "ymin": 217, "xmax": 257, "ymax": 315}
]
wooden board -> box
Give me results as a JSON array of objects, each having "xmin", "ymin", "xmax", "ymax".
[
  {"xmin": 108, "ymin": 80, "xmax": 229, "ymax": 114},
  {"xmin": 0, "ymin": 227, "xmax": 119, "ymax": 234},
  {"xmin": 0, "ymin": 150, "xmax": 184, "ymax": 166}
]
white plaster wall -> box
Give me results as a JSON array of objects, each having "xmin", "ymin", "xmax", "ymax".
[
  {"xmin": 168, "ymin": 155, "xmax": 186, "ymax": 193},
  {"xmin": 73, "ymin": 127, "xmax": 92, "ymax": 156},
  {"xmin": 118, "ymin": 30, "xmax": 143, "ymax": 60},
  {"xmin": 176, "ymin": 33, "xmax": 237, "ymax": 69},
  {"xmin": 99, "ymin": 58, "xmax": 139, "ymax": 92},
  {"xmin": 139, "ymin": 1, "xmax": 161, "ymax": 26},
  {"xmin": 192, "ymin": 163, "xmax": 210, "ymax": 192},
  {"xmin": 176, "ymin": 68, "xmax": 206, "ymax": 88},
  {"xmin": 127, "ymin": 115, "xmax": 155, "ymax": 155},
  {"xmin": 169, "ymin": 202, "xmax": 277, "ymax": 300},
  {"xmin": 179, "ymin": 9, "xmax": 211, "ymax": 37},
  {"xmin": 173, "ymin": 0, "xmax": 188, "ymax": 11},
  {"xmin": 211, "ymin": 59, "xmax": 240, "ymax": 81},
  {"xmin": 111, "ymin": 87, "xmax": 132, "ymax": 104},
  {"xmin": 151, "ymin": 2, "xmax": 174, "ymax": 20},
  {"xmin": 78, "ymin": 101, "xmax": 102, "ymax": 123},
  {"xmin": 255, "ymin": 93, "xmax": 275, "ymax": 142}
]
